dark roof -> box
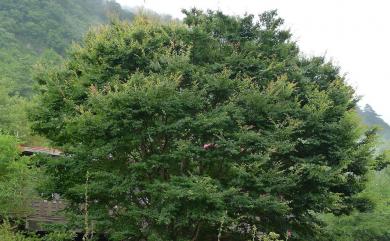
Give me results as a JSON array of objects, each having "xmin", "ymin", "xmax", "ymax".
[{"xmin": 19, "ymin": 145, "xmax": 62, "ymax": 156}]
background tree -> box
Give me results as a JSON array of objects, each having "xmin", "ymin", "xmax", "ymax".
[
  {"xmin": 0, "ymin": 134, "xmax": 39, "ymax": 217},
  {"xmin": 30, "ymin": 11, "xmax": 378, "ymax": 240},
  {"xmin": 322, "ymin": 165, "xmax": 390, "ymax": 240}
]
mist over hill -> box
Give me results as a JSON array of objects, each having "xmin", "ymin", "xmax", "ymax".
[
  {"xmin": 122, "ymin": 5, "xmax": 174, "ymax": 22},
  {"xmin": 358, "ymin": 104, "xmax": 390, "ymax": 143}
]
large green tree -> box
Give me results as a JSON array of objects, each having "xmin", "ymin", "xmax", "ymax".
[{"xmin": 30, "ymin": 11, "xmax": 377, "ymax": 240}]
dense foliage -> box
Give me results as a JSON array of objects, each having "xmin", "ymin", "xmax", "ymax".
[
  {"xmin": 319, "ymin": 105, "xmax": 390, "ymax": 240},
  {"xmin": 0, "ymin": 135, "xmax": 39, "ymax": 217},
  {"xmin": 323, "ymin": 165, "xmax": 390, "ymax": 240},
  {"xmin": 30, "ymin": 10, "xmax": 380, "ymax": 240},
  {"xmin": 0, "ymin": 86, "xmax": 30, "ymax": 137}
]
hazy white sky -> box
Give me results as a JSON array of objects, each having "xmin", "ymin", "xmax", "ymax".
[{"xmin": 117, "ymin": 0, "xmax": 390, "ymax": 123}]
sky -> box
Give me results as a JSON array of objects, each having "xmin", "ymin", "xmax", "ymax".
[{"xmin": 117, "ymin": 0, "xmax": 390, "ymax": 123}]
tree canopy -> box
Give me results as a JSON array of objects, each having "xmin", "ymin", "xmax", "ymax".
[{"xmin": 30, "ymin": 10, "xmax": 378, "ymax": 241}]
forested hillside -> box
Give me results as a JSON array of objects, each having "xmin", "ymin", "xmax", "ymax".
[
  {"xmin": 358, "ymin": 104, "xmax": 390, "ymax": 143},
  {"xmin": 0, "ymin": 0, "xmax": 133, "ymax": 96},
  {"xmin": 0, "ymin": 0, "xmax": 133, "ymax": 140}
]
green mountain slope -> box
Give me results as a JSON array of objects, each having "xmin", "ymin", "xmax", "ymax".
[
  {"xmin": 357, "ymin": 104, "xmax": 390, "ymax": 144},
  {"xmin": 0, "ymin": 0, "xmax": 133, "ymax": 96},
  {"xmin": 0, "ymin": 0, "xmax": 133, "ymax": 140}
]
